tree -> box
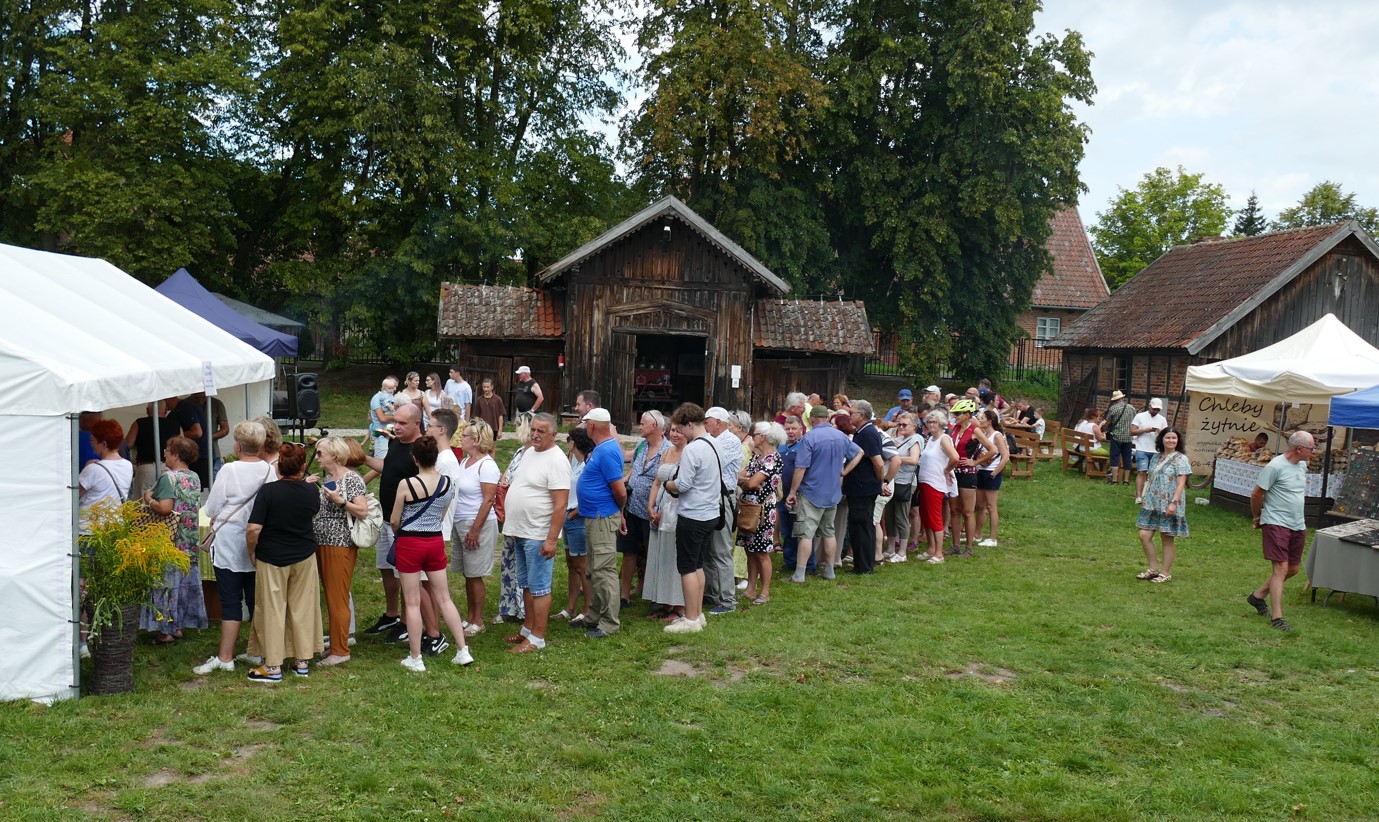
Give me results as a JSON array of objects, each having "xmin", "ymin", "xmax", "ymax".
[
  {"xmin": 1232, "ymin": 191, "xmax": 1268, "ymax": 236},
  {"xmin": 820, "ymin": 0, "xmax": 1094, "ymax": 378},
  {"xmin": 1090, "ymin": 166, "xmax": 1231, "ymax": 289},
  {"xmin": 1273, "ymin": 180, "xmax": 1379, "ymax": 235},
  {"xmin": 627, "ymin": 0, "xmax": 835, "ymax": 291}
]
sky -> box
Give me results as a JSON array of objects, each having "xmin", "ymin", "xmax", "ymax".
[{"xmin": 1033, "ymin": 0, "xmax": 1379, "ymax": 227}]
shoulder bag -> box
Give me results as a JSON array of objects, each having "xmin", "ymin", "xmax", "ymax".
[{"xmin": 200, "ymin": 464, "xmax": 273, "ymax": 554}]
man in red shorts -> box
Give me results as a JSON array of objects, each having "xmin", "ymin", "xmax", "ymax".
[{"xmin": 1247, "ymin": 430, "xmax": 1315, "ymax": 632}]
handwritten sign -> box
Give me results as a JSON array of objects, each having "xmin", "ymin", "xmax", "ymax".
[{"xmin": 201, "ymin": 360, "xmax": 218, "ymax": 397}]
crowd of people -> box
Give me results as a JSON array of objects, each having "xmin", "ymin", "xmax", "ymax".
[{"xmin": 74, "ymin": 363, "xmax": 1312, "ymax": 672}]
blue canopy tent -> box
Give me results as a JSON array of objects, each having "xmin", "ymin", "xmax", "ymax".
[
  {"xmin": 155, "ymin": 269, "xmax": 298, "ymax": 358},
  {"xmin": 1329, "ymin": 383, "xmax": 1379, "ymax": 429}
]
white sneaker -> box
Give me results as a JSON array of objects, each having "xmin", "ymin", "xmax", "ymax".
[
  {"xmin": 79, "ymin": 643, "xmax": 91, "ymax": 660},
  {"xmin": 664, "ymin": 615, "xmax": 704, "ymax": 634},
  {"xmin": 887, "ymin": 554, "xmax": 906, "ymax": 563},
  {"xmin": 697, "ymin": 613, "xmax": 707, "ymax": 628},
  {"xmin": 1135, "ymin": 496, "xmax": 1143, "ymax": 504},
  {"xmin": 735, "ymin": 579, "xmax": 749, "ymax": 591},
  {"xmin": 236, "ymin": 653, "xmax": 264, "ymax": 666},
  {"xmin": 400, "ymin": 655, "xmax": 426, "ymax": 672},
  {"xmin": 977, "ymin": 539, "xmax": 998, "ymax": 548},
  {"xmin": 193, "ymin": 656, "xmax": 233, "ymax": 675},
  {"xmin": 452, "ymin": 646, "xmax": 475, "ymax": 666}
]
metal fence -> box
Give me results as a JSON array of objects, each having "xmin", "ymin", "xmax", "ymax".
[{"xmin": 866, "ymin": 330, "xmax": 1060, "ymax": 384}]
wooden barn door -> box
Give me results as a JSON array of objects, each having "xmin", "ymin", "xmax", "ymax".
[{"xmin": 609, "ymin": 331, "xmax": 638, "ymax": 430}]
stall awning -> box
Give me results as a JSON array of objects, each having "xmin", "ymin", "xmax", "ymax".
[{"xmin": 1185, "ymin": 314, "xmax": 1379, "ymax": 404}]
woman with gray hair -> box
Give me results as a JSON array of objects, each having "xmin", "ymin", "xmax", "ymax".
[
  {"xmin": 619, "ymin": 409, "xmax": 670, "ymax": 604},
  {"xmin": 312, "ymin": 435, "xmax": 370, "ymax": 665},
  {"xmin": 737, "ymin": 421, "xmax": 786, "ymax": 604}
]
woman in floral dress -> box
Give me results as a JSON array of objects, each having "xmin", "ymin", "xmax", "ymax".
[
  {"xmin": 496, "ymin": 416, "xmax": 532, "ymax": 623},
  {"xmin": 140, "ymin": 436, "xmax": 206, "ymax": 643},
  {"xmin": 737, "ymin": 421, "xmax": 786, "ymax": 605},
  {"xmin": 1134, "ymin": 428, "xmax": 1192, "ymax": 584}
]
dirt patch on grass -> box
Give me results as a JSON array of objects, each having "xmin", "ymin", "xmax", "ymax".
[
  {"xmin": 1157, "ymin": 678, "xmax": 1189, "ymax": 693},
  {"xmin": 656, "ymin": 659, "xmax": 706, "ymax": 678},
  {"xmin": 945, "ymin": 663, "xmax": 1018, "ymax": 684},
  {"xmin": 245, "ymin": 718, "xmax": 281, "ymax": 731},
  {"xmin": 141, "ymin": 770, "xmax": 179, "ymax": 788},
  {"xmin": 526, "ymin": 679, "xmax": 556, "ymax": 690},
  {"xmin": 76, "ymin": 792, "xmax": 128, "ymax": 820},
  {"xmin": 554, "ymin": 789, "xmax": 606, "ymax": 820},
  {"xmin": 179, "ymin": 677, "xmax": 209, "ymax": 691}
]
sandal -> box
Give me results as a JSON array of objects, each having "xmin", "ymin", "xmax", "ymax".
[
  {"xmin": 554, "ymin": 610, "xmax": 572, "ymax": 621},
  {"xmin": 1149, "ymin": 573, "xmax": 1171, "ymax": 584},
  {"xmin": 752, "ymin": 595, "xmax": 770, "ymax": 605},
  {"xmin": 1136, "ymin": 568, "xmax": 1159, "ymax": 580},
  {"xmin": 149, "ymin": 634, "xmax": 177, "ymax": 646},
  {"xmin": 503, "ymin": 633, "xmax": 526, "ymax": 644}
]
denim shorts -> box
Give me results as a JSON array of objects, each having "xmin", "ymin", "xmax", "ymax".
[
  {"xmin": 1134, "ymin": 450, "xmax": 1155, "ymax": 471},
  {"xmin": 562, "ymin": 514, "xmax": 588, "ymax": 557},
  {"xmin": 512, "ymin": 537, "xmax": 554, "ymax": 597}
]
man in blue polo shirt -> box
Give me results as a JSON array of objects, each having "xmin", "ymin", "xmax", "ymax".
[
  {"xmin": 578, "ymin": 408, "xmax": 627, "ymax": 638},
  {"xmin": 785, "ymin": 405, "xmax": 863, "ymax": 582}
]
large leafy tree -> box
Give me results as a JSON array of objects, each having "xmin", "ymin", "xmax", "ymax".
[
  {"xmin": 822, "ymin": 0, "xmax": 1094, "ymax": 378},
  {"xmin": 1273, "ymin": 180, "xmax": 1379, "ymax": 235},
  {"xmin": 5, "ymin": 0, "xmax": 251, "ymax": 282},
  {"xmin": 245, "ymin": 0, "xmax": 629, "ymax": 361},
  {"xmin": 627, "ymin": 0, "xmax": 836, "ymax": 292},
  {"xmin": 1090, "ymin": 166, "xmax": 1231, "ymax": 290}
]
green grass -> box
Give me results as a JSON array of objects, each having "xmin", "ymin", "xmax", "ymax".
[{"xmin": 6, "ymin": 445, "xmax": 1379, "ymax": 820}]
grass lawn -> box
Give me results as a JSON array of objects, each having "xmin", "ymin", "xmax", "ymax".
[{"xmin": 5, "ymin": 455, "xmax": 1379, "ymax": 820}]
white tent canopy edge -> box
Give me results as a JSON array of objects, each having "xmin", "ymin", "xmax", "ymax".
[{"xmin": 0, "ymin": 243, "xmax": 275, "ymax": 703}]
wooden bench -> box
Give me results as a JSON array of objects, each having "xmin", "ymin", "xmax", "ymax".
[
  {"xmin": 1006, "ymin": 429, "xmax": 1039, "ymax": 478},
  {"xmin": 1061, "ymin": 429, "xmax": 1094, "ymax": 473}
]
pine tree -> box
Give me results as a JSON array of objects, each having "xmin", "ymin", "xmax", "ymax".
[{"xmin": 1232, "ymin": 192, "xmax": 1268, "ymax": 236}]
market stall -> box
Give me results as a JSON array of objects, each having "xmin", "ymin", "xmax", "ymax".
[
  {"xmin": 1306, "ymin": 385, "xmax": 1379, "ymax": 603},
  {"xmin": 1184, "ymin": 314, "xmax": 1379, "ymax": 523}
]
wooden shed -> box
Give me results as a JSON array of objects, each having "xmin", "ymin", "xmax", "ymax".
[
  {"xmin": 1046, "ymin": 221, "xmax": 1379, "ymax": 427},
  {"xmin": 436, "ymin": 196, "xmax": 874, "ymax": 428}
]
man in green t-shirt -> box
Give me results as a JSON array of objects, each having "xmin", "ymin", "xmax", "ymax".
[{"xmin": 1246, "ymin": 431, "xmax": 1315, "ymax": 632}]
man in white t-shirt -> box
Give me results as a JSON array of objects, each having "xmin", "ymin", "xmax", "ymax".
[
  {"xmin": 1130, "ymin": 398, "xmax": 1169, "ymax": 503},
  {"xmin": 444, "ymin": 366, "xmax": 473, "ymax": 421},
  {"xmin": 501, "ymin": 412, "xmax": 570, "ymax": 652}
]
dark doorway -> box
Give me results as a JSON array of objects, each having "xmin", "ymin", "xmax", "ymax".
[{"xmin": 633, "ymin": 334, "xmax": 706, "ymax": 419}]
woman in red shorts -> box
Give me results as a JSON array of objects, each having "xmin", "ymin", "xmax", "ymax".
[
  {"xmin": 916, "ymin": 410, "xmax": 960, "ymax": 564},
  {"xmin": 389, "ymin": 436, "xmax": 475, "ymax": 671}
]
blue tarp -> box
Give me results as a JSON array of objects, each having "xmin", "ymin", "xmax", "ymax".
[
  {"xmin": 1329, "ymin": 383, "xmax": 1379, "ymax": 429},
  {"xmin": 156, "ymin": 269, "xmax": 298, "ymax": 358}
]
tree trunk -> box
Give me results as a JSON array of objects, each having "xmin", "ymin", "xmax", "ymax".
[{"xmin": 89, "ymin": 603, "xmax": 140, "ymax": 696}]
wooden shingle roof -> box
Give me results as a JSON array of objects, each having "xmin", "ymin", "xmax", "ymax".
[
  {"xmin": 1033, "ymin": 207, "xmax": 1109, "ymax": 309},
  {"xmin": 436, "ymin": 284, "xmax": 563, "ymax": 339},
  {"xmin": 1048, "ymin": 222, "xmax": 1376, "ymax": 353},
  {"xmin": 754, "ymin": 300, "xmax": 875, "ymax": 355}
]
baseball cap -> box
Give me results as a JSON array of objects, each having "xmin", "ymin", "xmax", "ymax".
[
  {"xmin": 515, "ymin": 365, "xmax": 531, "ymax": 375},
  {"xmin": 898, "ymin": 389, "xmax": 913, "ymax": 400},
  {"xmin": 1149, "ymin": 398, "xmax": 1164, "ymax": 410},
  {"xmin": 705, "ymin": 406, "xmax": 730, "ymax": 422},
  {"xmin": 582, "ymin": 408, "xmax": 611, "ymax": 423},
  {"xmin": 808, "ymin": 405, "xmax": 831, "ymax": 420},
  {"xmin": 925, "ymin": 385, "xmax": 941, "ymax": 394}
]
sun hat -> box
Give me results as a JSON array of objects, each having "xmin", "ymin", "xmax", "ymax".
[{"xmin": 1110, "ymin": 390, "xmax": 1125, "ymax": 401}]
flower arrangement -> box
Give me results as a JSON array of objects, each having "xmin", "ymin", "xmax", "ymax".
[{"xmin": 80, "ymin": 499, "xmax": 188, "ymax": 642}]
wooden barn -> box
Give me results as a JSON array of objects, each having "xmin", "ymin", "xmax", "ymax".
[
  {"xmin": 436, "ymin": 196, "xmax": 874, "ymax": 428},
  {"xmin": 1046, "ymin": 221, "xmax": 1379, "ymax": 427}
]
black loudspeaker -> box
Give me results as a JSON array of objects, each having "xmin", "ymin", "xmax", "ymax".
[{"xmin": 290, "ymin": 372, "xmax": 320, "ymax": 420}]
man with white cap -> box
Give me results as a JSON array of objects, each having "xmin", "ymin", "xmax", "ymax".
[
  {"xmin": 578, "ymin": 406, "xmax": 628, "ymax": 638},
  {"xmin": 1130, "ymin": 398, "xmax": 1169, "ymax": 503},
  {"xmin": 921, "ymin": 385, "xmax": 942, "ymax": 412},
  {"xmin": 702, "ymin": 406, "xmax": 742, "ymax": 613},
  {"xmin": 513, "ymin": 365, "xmax": 543, "ymax": 416}
]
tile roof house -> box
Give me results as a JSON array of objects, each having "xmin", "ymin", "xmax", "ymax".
[
  {"xmin": 436, "ymin": 196, "xmax": 873, "ymax": 426},
  {"xmin": 1011, "ymin": 206, "xmax": 1110, "ymax": 370},
  {"xmin": 1045, "ymin": 221, "xmax": 1379, "ymax": 427}
]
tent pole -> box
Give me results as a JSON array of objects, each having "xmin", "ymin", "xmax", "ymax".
[
  {"xmin": 151, "ymin": 404, "xmax": 162, "ymax": 482},
  {"xmin": 205, "ymin": 394, "xmax": 216, "ymax": 489},
  {"xmin": 1320, "ymin": 425, "xmax": 1334, "ymax": 523},
  {"xmin": 70, "ymin": 415, "xmax": 82, "ymax": 700}
]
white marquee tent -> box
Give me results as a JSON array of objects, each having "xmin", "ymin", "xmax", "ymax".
[
  {"xmin": 0, "ymin": 243, "xmax": 275, "ymax": 702},
  {"xmin": 1185, "ymin": 313, "xmax": 1379, "ymax": 404}
]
